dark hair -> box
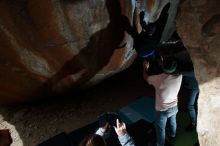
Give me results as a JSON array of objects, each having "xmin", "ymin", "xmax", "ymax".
[
  {"xmin": 162, "ymin": 57, "xmax": 177, "ymax": 74},
  {"xmin": 79, "ymin": 134, "xmax": 107, "ymax": 146}
]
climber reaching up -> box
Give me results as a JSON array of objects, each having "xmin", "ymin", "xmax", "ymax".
[{"xmin": 133, "ymin": 2, "xmax": 171, "ymax": 62}]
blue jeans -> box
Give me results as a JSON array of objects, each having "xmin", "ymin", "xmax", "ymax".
[
  {"xmin": 155, "ymin": 106, "xmax": 178, "ymax": 146},
  {"xmin": 186, "ymin": 88, "xmax": 199, "ymax": 125}
]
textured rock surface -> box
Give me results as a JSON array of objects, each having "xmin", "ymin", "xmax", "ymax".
[
  {"xmin": 0, "ymin": 0, "xmax": 137, "ymax": 104},
  {"xmin": 176, "ymin": 0, "xmax": 220, "ymax": 145},
  {"xmin": 0, "ymin": 0, "xmax": 178, "ymax": 104},
  {"xmin": 1, "ymin": 0, "xmax": 220, "ymax": 145}
]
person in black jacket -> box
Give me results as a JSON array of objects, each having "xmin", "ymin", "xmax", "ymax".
[{"xmin": 133, "ymin": 3, "xmax": 170, "ymax": 62}]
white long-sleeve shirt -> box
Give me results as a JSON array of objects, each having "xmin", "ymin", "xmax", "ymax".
[{"xmin": 147, "ymin": 73, "xmax": 182, "ymax": 111}]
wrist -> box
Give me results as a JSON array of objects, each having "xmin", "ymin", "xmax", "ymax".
[
  {"xmin": 100, "ymin": 128, "xmax": 107, "ymax": 133},
  {"xmin": 117, "ymin": 131, "xmax": 127, "ymax": 137}
]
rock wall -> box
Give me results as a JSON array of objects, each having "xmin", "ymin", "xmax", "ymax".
[
  {"xmin": 2, "ymin": 0, "xmax": 220, "ymax": 145},
  {"xmin": 0, "ymin": 0, "xmax": 139, "ymax": 104},
  {"xmin": 0, "ymin": 0, "xmax": 179, "ymax": 104},
  {"xmin": 176, "ymin": 0, "xmax": 220, "ymax": 145}
]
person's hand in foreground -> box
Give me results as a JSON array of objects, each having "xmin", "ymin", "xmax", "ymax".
[
  {"xmin": 100, "ymin": 122, "xmax": 110, "ymax": 133},
  {"xmin": 114, "ymin": 119, "xmax": 127, "ymax": 137}
]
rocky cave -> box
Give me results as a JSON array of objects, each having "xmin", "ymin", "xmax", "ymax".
[{"xmin": 0, "ymin": 0, "xmax": 220, "ymax": 146}]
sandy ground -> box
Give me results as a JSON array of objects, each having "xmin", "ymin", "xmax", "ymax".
[{"xmin": 0, "ymin": 60, "xmax": 154, "ymax": 146}]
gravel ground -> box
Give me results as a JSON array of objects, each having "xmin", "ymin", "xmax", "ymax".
[{"xmin": 0, "ymin": 60, "xmax": 154, "ymax": 146}]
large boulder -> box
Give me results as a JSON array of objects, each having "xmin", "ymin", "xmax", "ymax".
[
  {"xmin": 0, "ymin": 0, "xmax": 138, "ymax": 104},
  {"xmin": 176, "ymin": 0, "xmax": 220, "ymax": 145},
  {"xmin": 0, "ymin": 0, "xmax": 178, "ymax": 104}
]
